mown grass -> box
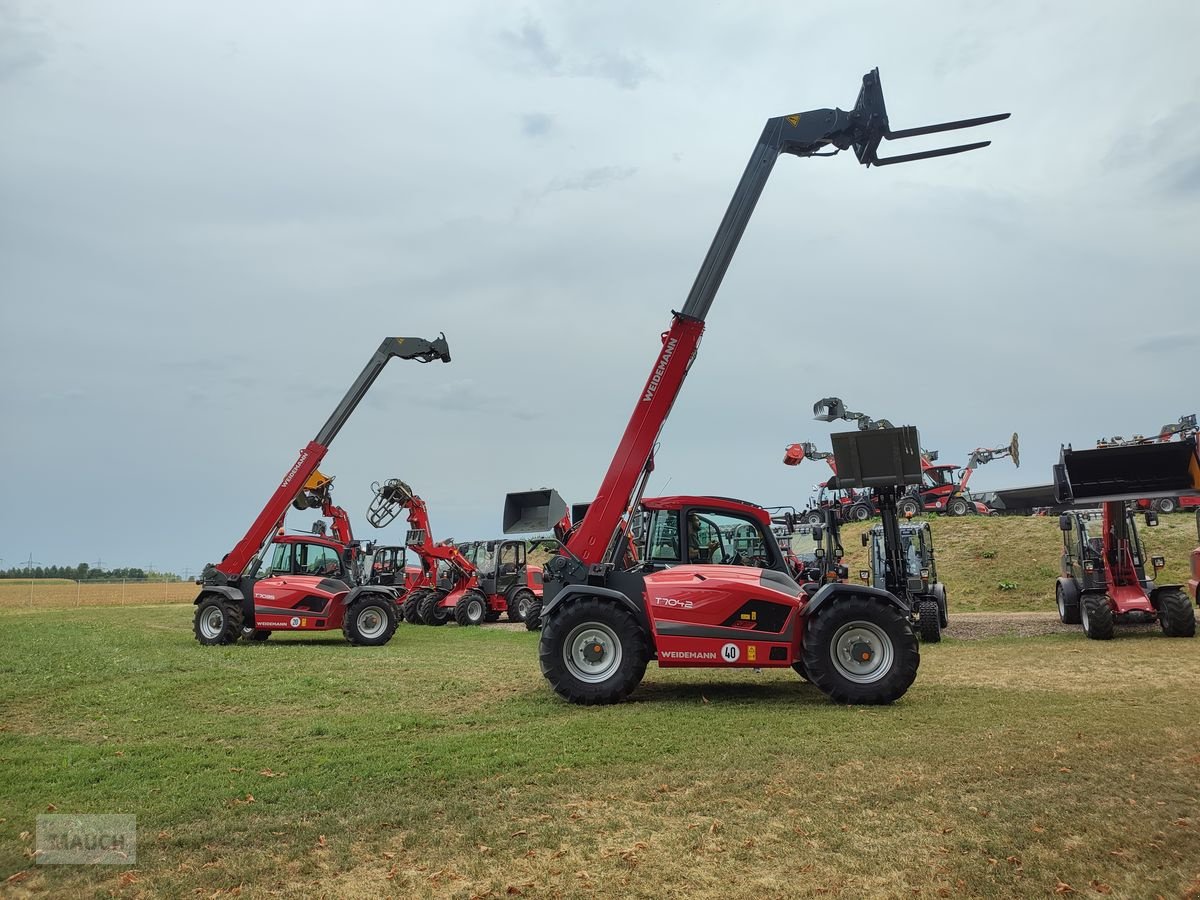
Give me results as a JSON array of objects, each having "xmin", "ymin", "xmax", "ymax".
[
  {"xmin": 837, "ymin": 512, "xmax": 1200, "ymax": 613},
  {"xmin": 2, "ymin": 605, "xmax": 1200, "ymax": 898}
]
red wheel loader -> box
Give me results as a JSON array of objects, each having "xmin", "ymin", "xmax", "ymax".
[
  {"xmin": 1052, "ymin": 438, "xmax": 1200, "ymax": 639},
  {"xmin": 501, "ymin": 70, "xmax": 1007, "ymax": 705},
  {"xmin": 366, "ymin": 479, "xmax": 546, "ymax": 626},
  {"xmin": 193, "ymin": 335, "xmax": 451, "ymax": 646}
]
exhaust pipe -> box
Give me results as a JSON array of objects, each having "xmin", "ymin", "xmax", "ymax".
[
  {"xmin": 504, "ymin": 489, "xmax": 569, "ymax": 534},
  {"xmin": 1054, "ymin": 438, "xmax": 1200, "ymax": 504}
]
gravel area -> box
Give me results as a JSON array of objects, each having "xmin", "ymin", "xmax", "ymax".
[{"xmin": 945, "ymin": 610, "xmax": 1156, "ymax": 640}]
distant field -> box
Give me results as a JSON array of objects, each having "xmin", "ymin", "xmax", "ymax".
[{"xmin": 0, "ymin": 580, "xmax": 196, "ymax": 609}]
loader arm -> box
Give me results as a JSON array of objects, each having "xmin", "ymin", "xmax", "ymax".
[
  {"xmin": 211, "ymin": 334, "xmax": 451, "ymax": 580},
  {"xmin": 543, "ymin": 71, "xmax": 1006, "ymax": 573}
]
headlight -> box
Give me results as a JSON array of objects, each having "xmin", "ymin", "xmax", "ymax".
[{"xmin": 859, "ymin": 570, "xmax": 870, "ymax": 581}]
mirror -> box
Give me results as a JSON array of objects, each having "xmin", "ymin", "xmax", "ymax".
[
  {"xmin": 861, "ymin": 533, "xmax": 870, "ymax": 547},
  {"xmin": 1144, "ymin": 511, "xmax": 1159, "ymax": 527},
  {"xmin": 811, "ymin": 525, "xmax": 823, "ymax": 543},
  {"xmin": 1058, "ymin": 513, "xmax": 1072, "ymax": 532}
]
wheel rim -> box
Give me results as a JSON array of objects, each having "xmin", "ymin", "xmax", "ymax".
[
  {"xmin": 200, "ymin": 606, "xmax": 225, "ymax": 639},
  {"xmin": 1162, "ymin": 500, "xmax": 1176, "ymax": 513},
  {"xmin": 356, "ymin": 605, "xmax": 387, "ymax": 639},
  {"xmin": 468, "ymin": 598, "xmax": 485, "ymax": 623},
  {"xmin": 829, "ymin": 620, "xmax": 894, "ymax": 684},
  {"xmin": 1056, "ymin": 588, "xmax": 1065, "ymax": 618},
  {"xmin": 1081, "ymin": 601, "xmax": 1090, "ymax": 630},
  {"xmin": 563, "ymin": 621, "xmax": 623, "ymax": 684},
  {"xmin": 517, "ymin": 594, "xmax": 530, "ymax": 617}
]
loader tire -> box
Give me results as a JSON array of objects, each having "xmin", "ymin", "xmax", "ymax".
[
  {"xmin": 1155, "ymin": 497, "xmax": 1179, "ymax": 514},
  {"xmin": 897, "ymin": 496, "xmax": 922, "ymax": 518},
  {"xmin": 803, "ymin": 510, "xmax": 825, "ymax": 526},
  {"xmin": 1158, "ymin": 588, "xmax": 1197, "ymax": 637},
  {"xmin": 419, "ymin": 590, "xmax": 449, "ymax": 626},
  {"xmin": 403, "ymin": 589, "xmax": 426, "ymax": 624},
  {"xmin": 539, "ymin": 598, "xmax": 648, "ymax": 705},
  {"xmin": 917, "ymin": 599, "xmax": 942, "ymax": 643},
  {"xmin": 1081, "ymin": 594, "xmax": 1114, "ymax": 640},
  {"xmin": 194, "ymin": 595, "xmax": 244, "ymax": 646},
  {"xmin": 801, "ymin": 596, "xmax": 919, "ymax": 705},
  {"xmin": 508, "ymin": 588, "xmax": 535, "ymax": 623},
  {"xmin": 343, "ymin": 593, "xmax": 398, "ymax": 646},
  {"xmin": 524, "ymin": 596, "xmax": 544, "ymax": 631},
  {"xmin": 1056, "ymin": 580, "xmax": 1081, "ymax": 625},
  {"xmin": 847, "ymin": 503, "xmax": 872, "ymax": 523},
  {"xmin": 947, "ymin": 496, "xmax": 970, "ymax": 517},
  {"xmin": 454, "ymin": 590, "xmax": 488, "ymax": 627}
]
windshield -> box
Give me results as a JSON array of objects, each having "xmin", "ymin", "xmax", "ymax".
[{"xmin": 871, "ymin": 529, "xmax": 923, "ymax": 578}]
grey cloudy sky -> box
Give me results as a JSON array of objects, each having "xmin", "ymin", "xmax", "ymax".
[{"xmin": 2, "ymin": 0, "xmax": 1198, "ymax": 573}]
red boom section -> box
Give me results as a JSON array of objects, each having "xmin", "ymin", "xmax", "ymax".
[
  {"xmin": 217, "ymin": 440, "xmax": 329, "ymax": 577},
  {"xmin": 566, "ymin": 316, "xmax": 705, "ymax": 566}
]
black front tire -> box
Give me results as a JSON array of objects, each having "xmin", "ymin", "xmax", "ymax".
[
  {"xmin": 801, "ymin": 597, "xmax": 920, "ymax": 704},
  {"xmin": 193, "ymin": 596, "xmax": 244, "ymax": 646},
  {"xmin": 402, "ymin": 589, "xmax": 426, "ymax": 624},
  {"xmin": 1155, "ymin": 497, "xmax": 1179, "ymax": 514},
  {"xmin": 343, "ymin": 594, "xmax": 399, "ymax": 646},
  {"xmin": 1056, "ymin": 580, "xmax": 1082, "ymax": 625},
  {"xmin": 947, "ymin": 497, "xmax": 970, "ymax": 517},
  {"xmin": 1080, "ymin": 594, "xmax": 1114, "ymax": 640},
  {"xmin": 539, "ymin": 598, "xmax": 649, "ymax": 705},
  {"xmin": 418, "ymin": 590, "xmax": 449, "ymax": 626},
  {"xmin": 508, "ymin": 588, "xmax": 534, "ymax": 623},
  {"xmin": 1158, "ymin": 588, "xmax": 1197, "ymax": 637},
  {"xmin": 897, "ymin": 497, "xmax": 922, "ymax": 518},
  {"xmin": 524, "ymin": 596, "xmax": 544, "ymax": 631},
  {"xmin": 241, "ymin": 627, "xmax": 271, "ymax": 642},
  {"xmin": 917, "ymin": 598, "xmax": 942, "ymax": 643},
  {"xmin": 454, "ymin": 590, "xmax": 488, "ymax": 627},
  {"xmin": 848, "ymin": 504, "xmax": 872, "ymax": 523}
]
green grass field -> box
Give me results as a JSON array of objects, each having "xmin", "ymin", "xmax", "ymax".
[{"xmin": 3, "ymin": 600, "xmax": 1200, "ymax": 898}]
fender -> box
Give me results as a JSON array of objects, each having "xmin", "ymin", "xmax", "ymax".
[
  {"xmin": 345, "ymin": 585, "xmax": 398, "ymax": 605},
  {"xmin": 1150, "ymin": 584, "xmax": 1185, "ymax": 607},
  {"xmin": 541, "ymin": 584, "xmax": 644, "ymax": 625},
  {"xmin": 802, "ymin": 582, "xmax": 910, "ymax": 619},
  {"xmin": 195, "ymin": 584, "xmax": 253, "ymax": 628}
]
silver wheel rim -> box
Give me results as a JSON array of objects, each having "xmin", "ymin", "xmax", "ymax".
[
  {"xmin": 1057, "ymin": 589, "xmax": 1065, "ymax": 618},
  {"xmin": 563, "ymin": 621, "xmax": 623, "ymax": 684},
  {"xmin": 830, "ymin": 620, "xmax": 894, "ymax": 684},
  {"xmin": 1081, "ymin": 601, "xmax": 1091, "ymax": 631},
  {"xmin": 356, "ymin": 605, "xmax": 387, "ymax": 639},
  {"xmin": 200, "ymin": 606, "xmax": 225, "ymax": 639},
  {"xmin": 517, "ymin": 594, "xmax": 530, "ymax": 617},
  {"xmin": 468, "ymin": 598, "xmax": 485, "ymax": 623}
]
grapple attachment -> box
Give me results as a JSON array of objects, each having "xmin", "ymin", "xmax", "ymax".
[
  {"xmin": 830, "ymin": 426, "xmax": 924, "ymax": 489},
  {"xmin": 504, "ymin": 489, "xmax": 568, "ymax": 535},
  {"xmin": 1054, "ymin": 438, "xmax": 1200, "ymax": 504},
  {"xmin": 366, "ymin": 478, "xmax": 415, "ymax": 528},
  {"xmin": 813, "ymin": 398, "xmax": 848, "ymax": 422}
]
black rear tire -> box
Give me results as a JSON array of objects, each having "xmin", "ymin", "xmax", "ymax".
[
  {"xmin": 803, "ymin": 510, "xmax": 824, "ymax": 526},
  {"xmin": 947, "ymin": 497, "xmax": 970, "ymax": 517},
  {"xmin": 897, "ymin": 496, "xmax": 922, "ymax": 518},
  {"xmin": 1081, "ymin": 594, "xmax": 1114, "ymax": 640},
  {"xmin": 1158, "ymin": 588, "xmax": 1197, "ymax": 637},
  {"xmin": 343, "ymin": 594, "xmax": 399, "ymax": 646},
  {"xmin": 801, "ymin": 597, "xmax": 919, "ymax": 704},
  {"xmin": 917, "ymin": 598, "xmax": 942, "ymax": 643},
  {"xmin": 508, "ymin": 588, "xmax": 534, "ymax": 623},
  {"xmin": 1056, "ymin": 580, "xmax": 1082, "ymax": 625},
  {"xmin": 193, "ymin": 596, "xmax": 244, "ymax": 646},
  {"xmin": 848, "ymin": 504, "xmax": 872, "ymax": 523},
  {"xmin": 1155, "ymin": 497, "xmax": 1179, "ymax": 514},
  {"xmin": 454, "ymin": 590, "xmax": 488, "ymax": 627},
  {"xmin": 419, "ymin": 590, "xmax": 449, "ymax": 626},
  {"xmin": 539, "ymin": 598, "xmax": 648, "ymax": 705}
]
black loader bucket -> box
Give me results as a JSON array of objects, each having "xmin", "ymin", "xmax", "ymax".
[
  {"xmin": 1054, "ymin": 438, "xmax": 1200, "ymax": 504},
  {"xmin": 504, "ymin": 489, "xmax": 568, "ymax": 534},
  {"xmin": 831, "ymin": 426, "xmax": 924, "ymax": 489}
]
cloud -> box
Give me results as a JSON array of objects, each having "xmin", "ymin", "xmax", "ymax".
[
  {"xmin": 0, "ymin": 2, "xmax": 49, "ymax": 82},
  {"xmin": 499, "ymin": 15, "xmax": 654, "ymax": 90},
  {"xmin": 520, "ymin": 112, "xmax": 554, "ymax": 139},
  {"xmin": 1134, "ymin": 333, "xmax": 1199, "ymax": 354},
  {"xmin": 541, "ymin": 165, "xmax": 636, "ymax": 195}
]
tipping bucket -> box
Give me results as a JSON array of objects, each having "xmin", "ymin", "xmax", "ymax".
[
  {"xmin": 830, "ymin": 426, "xmax": 924, "ymax": 489},
  {"xmin": 503, "ymin": 489, "xmax": 568, "ymax": 534},
  {"xmin": 1053, "ymin": 438, "xmax": 1200, "ymax": 504}
]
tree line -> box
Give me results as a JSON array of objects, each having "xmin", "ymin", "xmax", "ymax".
[{"xmin": 0, "ymin": 564, "xmax": 182, "ymax": 582}]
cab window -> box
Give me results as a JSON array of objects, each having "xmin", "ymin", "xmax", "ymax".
[
  {"xmin": 687, "ymin": 510, "xmax": 774, "ymax": 569},
  {"xmin": 297, "ymin": 543, "xmax": 341, "ymax": 577},
  {"xmin": 646, "ymin": 510, "xmax": 681, "ymax": 563},
  {"xmin": 261, "ymin": 542, "xmax": 292, "ymax": 577}
]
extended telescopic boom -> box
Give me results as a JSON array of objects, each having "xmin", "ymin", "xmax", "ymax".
[
  {"xmin": 213, "ymin": 335, "xmax": 451, "ymax": 579},
  {"xmin": 556, "ymin": 70, "xmax": 1008, "ymax": 569}
]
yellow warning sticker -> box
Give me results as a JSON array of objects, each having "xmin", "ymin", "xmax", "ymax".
[
  {"xmin": 786, "ymin": 114, "xmax": 801, "ymax": 127},
  {"xmin": 747, "ymin": 645, "xmax": 757, "ymax": 662}
]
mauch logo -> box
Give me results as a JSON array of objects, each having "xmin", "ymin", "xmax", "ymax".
[
  {"xmin": 36, "ymin": 814, "xmax": 137, "ymax": 865},
  {"xmin": 642, "ymin": 337, "xmax": 679, "ymax": 402}
]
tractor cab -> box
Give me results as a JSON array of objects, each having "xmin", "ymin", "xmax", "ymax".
[
  {"xmin": 366, "ymin": 544, "xmax": 419, "ymax": 590},
  {"xmin": 258, "ymin": 534, "xmax": 352, "ymax": 584},
  {"xmin": 860, "ymin": 520, "xmax": 948, "ymax": 642},
  {"xmin": 638, "ymin": 496, "xmax": 790, "ymax": 574}
]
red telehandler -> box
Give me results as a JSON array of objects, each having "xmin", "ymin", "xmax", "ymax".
[
  {"xmin": 783, "ymin": 442, "xmax": 876, "ymax": 523},
  {"xmin": 193, "ymin": 335, "xmax": 451, "ymax": 646},
  {"xmin": 1053, "ymin": 438, "xmax": 1199, "ymax": 639},
  {"xmin": 501, "ymin": 69, "xmax": 1007, "ymax": 705},
  {"xmin": 365, "ymin": 479, "xmax": 546, "ymax": 626}
]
